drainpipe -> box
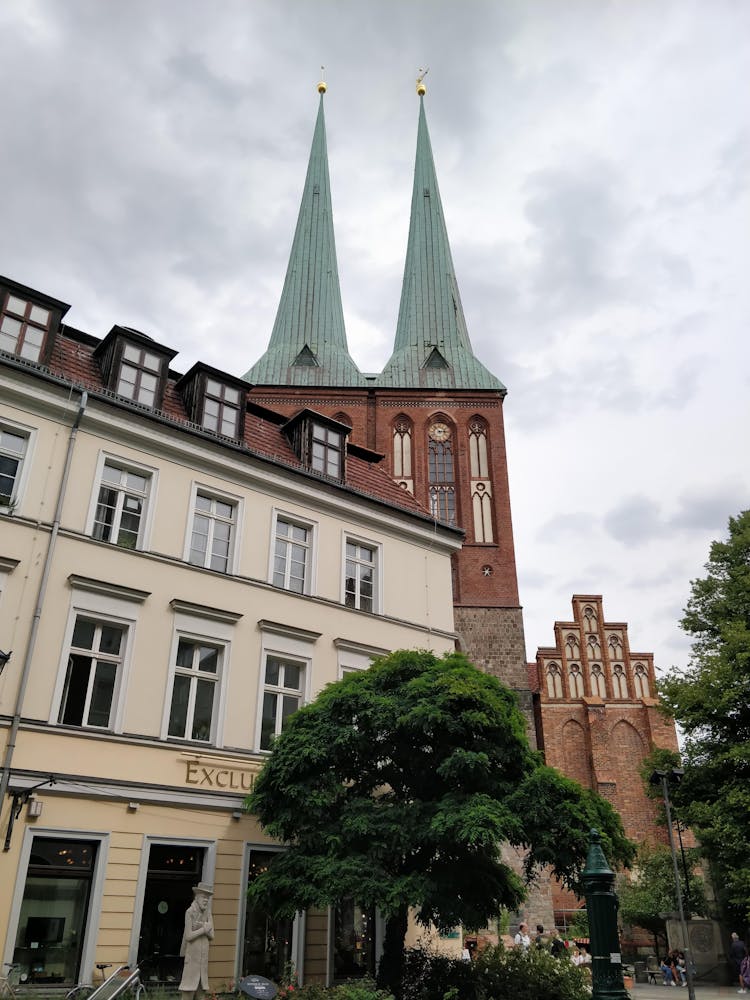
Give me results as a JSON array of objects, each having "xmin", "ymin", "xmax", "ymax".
[{"xmin": 0, "ymin": 390, "xmax": 88, "ymax": 823}]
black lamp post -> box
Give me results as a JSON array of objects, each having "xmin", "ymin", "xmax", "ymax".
[{"xmin": 649, "ymin": 768, "xmax": 696, "ymax": 1000}]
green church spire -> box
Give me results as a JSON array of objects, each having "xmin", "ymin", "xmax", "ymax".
[
  {"xmin": 244, "ymin": 86, "xmax": 366, "ymax": 387},
  {"xmin": 378, "ymin": 92, "xmax": 504, "ymax": 391}
]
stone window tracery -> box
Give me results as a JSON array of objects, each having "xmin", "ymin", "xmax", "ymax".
[
  {"xmin": 569, "ymin": 663, "xmax": 584, "ymax": 698},
  {"xmin": 565, "ymin": 633, "xmax": 581, "ymax": 660},
  {"xmin": 468, "ymin": 419, "xmax": 489, "ymax": 478},
  {"xmin": 587, "ymin": 634, "xmax": 602, "ymax": 660},
  {"xmin": 633, "ymin": 662, "xmax": 650, "ymax": 699},
  {"xmin": 590, "ymin": 663, "xmax": 606, "ymax": 698},
  {"xmin": 392, "ymin": 417, "xmax": 413, "ymax": 493},
  {"xmin": 468, "ymin": 416, "xmax": 493, "ymax": 542},
  {"xmin": 583, "ymin": 605, "xmax": 597, "ymax": 633},
  {"xmin": 612, "ymin": 664, "xmax": 628, "ymax": 699},
  {"xmin": 608, "ymin": 634, "xmax": 624, "ymax": 660},
  {"xmin": 428, "ymin": 420, "xmax": 456, "ymax": 525},
  {"xmin": 545, "ymin": 662, "xmax": 563, "ymax": 698}
]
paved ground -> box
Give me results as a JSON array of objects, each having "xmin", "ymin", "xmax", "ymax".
[{"xmin": 629, "ymin": 983, "xmax": 744, "ymax": 998}]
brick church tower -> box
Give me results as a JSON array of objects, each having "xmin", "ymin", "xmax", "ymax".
[{"xmin": 244, "ymin": 83, "xmax": 532, "ymax": 725}]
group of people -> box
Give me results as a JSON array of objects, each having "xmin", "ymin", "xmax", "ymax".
[
  {"xmin": 512, "ymin": 922, "xmax": 589, "ymax": 963},
  {"xmin": 659, "ymin": 949, "xmax": 688, "ymax": 988},
  {"xmin": 730, "ymin": 932, "xmax": 750, "ymax": 995}
]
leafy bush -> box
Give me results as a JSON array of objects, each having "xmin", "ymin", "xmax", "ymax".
[
  {"xmin": 281, "ymin": 981, "xmax": 393, "ymax": 1000},
  {"xmin": 400, "ymin": 944, "xmax": 590, "ymax": 1000}
]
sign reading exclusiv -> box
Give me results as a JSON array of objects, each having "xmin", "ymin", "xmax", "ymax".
[{"xmin": 183, "ymin": 760, "xmax": 261, "ymax": 791}]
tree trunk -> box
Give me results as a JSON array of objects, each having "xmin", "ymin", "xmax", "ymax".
[{"xmin": 377, "ymin": 905, "xmax": 409, "ymax": 998}]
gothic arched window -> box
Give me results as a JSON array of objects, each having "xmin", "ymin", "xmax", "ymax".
[
  {"xmin": 608, "ymin": 634, "xmax": 624, "ymax": 660},
  {"xmin": 546, "ymin": 663, "xmax": 563, "ymax": 699},
  {"xmin": 392, "ymin": 416, "xmax": 413, "ymax": 492},
  {"xmin": 587, "ymin": 634, "xmax": 602, "ymax": 660},
  {"xmin": 565, "ymin": 633, "xmax": 581, "ymax": 661},
  {"xmin": 468, "ymin": 418, "xmax": 489, "ymax": 478},
  {"xmin": 612, "ymin": 664, "xmax": 627, "ymax": 699},
  {"xmin": 583, "ymin": 606, "xmax": 597, "ymax": 634},
  {"xmin": 569, "ymin": 663, "xmax": 585, "ymax": 698},
  {"xmin": 590, "ymin": 664, "xmax": 606, "ymax": 698},
  {"xmin": 428, "ymin": 420, "xmax": 456, "ymax": 525},
  {"xmin": 633, "ymin": 663, "xmax": 650, "ymax": 699}
]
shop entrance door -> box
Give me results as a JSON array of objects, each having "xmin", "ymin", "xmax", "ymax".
[{"xmin": 138, "ymin": 844, "xmax": 205, "ymax": 986}]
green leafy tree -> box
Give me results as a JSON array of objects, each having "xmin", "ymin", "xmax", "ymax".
[
  {"xmin": 245, "ymin": 649, "xmax": 634, "ymax": 996},
  {"xmin": 658, "ymin": 510, "xmax": 750, "ymax": 923},
  {"xmin": 618, "ymin": 844, "xmax": 708, "ymax": 952}
]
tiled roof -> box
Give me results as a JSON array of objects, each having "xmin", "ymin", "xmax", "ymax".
[{"xmin": 28, "ymin": 328, "xmax": 437, "ymax": 524}]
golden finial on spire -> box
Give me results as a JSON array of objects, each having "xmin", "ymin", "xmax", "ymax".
[
  {"xmin": 318, "ymin": 65, "xmax": 327, "ymax": 94},
  {"xmin": 416, "ymin": 67, "xmax": 429, "ymax": 96}
]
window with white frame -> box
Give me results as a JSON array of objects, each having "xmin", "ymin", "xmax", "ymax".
[
  {"xmin": 311, "ymin": 422, "xmax": 343, "ymax": 478},
  {"xmin": 91, "ymin": 459, "xmax": 151, "ymax": 550},
  {"xmin": 167, "ymin": 637, "xmax": 222, "ymax": 742},
  {"xmin": 0, "ymin": 425, "xmax": 29, "ymax": 506},
  {"xmin": 260, "ymin": 655, "xmax": 304, "ymax": 750},
  {"xmin": 189, "ymin": 491, "xmax": 236, "ymax": 572},
  {"xmin": 344, "ymin": 539, "xmax": 377, "ymax": 613},
  {"xmin": 272, "ymin": 517, "xmax": 312, "ymax": 594},
  {"xmin": 117, "ymin": 344, "xmax": 161, "ymax": 406},
  {"xmin": 58, "ymin": 616, "xmax": 127, "ymax": 729}
]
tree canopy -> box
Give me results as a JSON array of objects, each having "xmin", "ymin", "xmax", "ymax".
[
  {"xmin": 658, "ymin": 510, "xmax": 750, "ymax": 923},
  {"xmin": 245, "ymin": 649, "xmax": 633, "ymax": 991},
  {"xmin": 618, "ymin": 843, "xmax": 708, "ymax": 951}
]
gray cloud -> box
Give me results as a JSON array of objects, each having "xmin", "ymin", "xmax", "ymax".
[{"xmin": 603, "ymin": 495, "xmax": 663, "ymax": 546}]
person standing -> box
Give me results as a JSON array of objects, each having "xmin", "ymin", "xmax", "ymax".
[
  {"xmin": 730, "ymin": 933, "xmax": 748, "ymax": 994},
  {"xmin": 514, "ymin": 922, "xmax": 531, "ymax": 951},
  {"xmin": 549, "ymin": 928, "xmax": 567, "ymax": 959},
  {"xmin": 179, "ymin": 882, "xmax": 215, "ymax": 1000}
]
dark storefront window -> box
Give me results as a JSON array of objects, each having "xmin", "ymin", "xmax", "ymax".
[
  {"xmin": 243, "ymin": 850, "xmax": 293, "ymax": 981},
  {"xmin": 13, "ymin": 838, "xmax": 98, "ymax": 986},
  {"xmin": 333, "ymin": 899, "xmax": 376, "ymax": 981}
]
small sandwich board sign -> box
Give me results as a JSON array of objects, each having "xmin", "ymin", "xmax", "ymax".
[{"xmin": 239, "ymin": 975, "xmax": 278, "ymax": 999}]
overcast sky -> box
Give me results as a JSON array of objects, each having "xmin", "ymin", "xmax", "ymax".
[{"xmin": 2, "ymin": 0, "xmax": 748, "ymax": 672}]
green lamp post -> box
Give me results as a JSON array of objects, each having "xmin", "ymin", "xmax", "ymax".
[{"xmin": 583, "ymin": 828, "xmax": 629, "ymax": 1000}]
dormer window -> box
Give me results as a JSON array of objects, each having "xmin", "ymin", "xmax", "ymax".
[
  {"xmin": 117, "ymin": 344, "xmax": 161, "ymax": 405},
  {"xmin": 282, "ymin": 410, "xmax": 350, "ymax": 482},
  {"xmin": 311, "ymin": 422, "xmax": 343, "ymax": 478},
  {"xmin": 203, "ymin": 379, "xmax": 241, "ymax": 437},
  {"xmin": 0, "ymin": 293, "xmax": 52, "ymax": 362},
  {"xmin": 175, "ymin": 364, "xmax": 247, "ymax": 441},
  {"xmin": 93, "ymin": 325, "xmax": 177, "ymax": 412}
]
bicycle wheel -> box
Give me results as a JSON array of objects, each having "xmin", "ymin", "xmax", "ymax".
[{"xmin": 65, "ymin": 985, "xmax": 94, "ymax": 1000}]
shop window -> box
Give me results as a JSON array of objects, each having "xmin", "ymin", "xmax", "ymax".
[
  {"xmin": 243, "ymin": 849, "xmax": 294, "ymax": 979},
  {"xmin": 12, "ymin": 838, "xmax": 98, "ymax": 986},
  {"xmin": 333, "ymin": 899, "xmax": 376, "ymax": 981}
]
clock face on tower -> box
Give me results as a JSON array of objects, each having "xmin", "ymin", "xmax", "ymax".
[{"xmin": 429, "ymin": 422, "xmax": 451, "ymax": 442}]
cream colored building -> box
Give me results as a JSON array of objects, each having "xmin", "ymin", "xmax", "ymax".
[{"xmin": 0, "ymin": 276, "xmax": 460, "ymax": 988}]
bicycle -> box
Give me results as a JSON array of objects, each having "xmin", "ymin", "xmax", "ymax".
[
  {"xmin": 0, "ymin": 963, "xmax": 20, "ymax": 1000},
  {"xmin": 66, "ymin": 964, "xmax": 147, "ymax": 1000}
]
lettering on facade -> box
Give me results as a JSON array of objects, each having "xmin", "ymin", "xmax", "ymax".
[{"xmin": 184, "ymin": 761, "xmax": 258, "ymax": 791}]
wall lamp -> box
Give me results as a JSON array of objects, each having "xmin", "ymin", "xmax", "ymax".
[{"xmin": 0, "ymin": 650, "xmax": 11, "ymax": 675}]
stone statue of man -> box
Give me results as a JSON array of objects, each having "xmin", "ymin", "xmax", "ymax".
[{"xmin": 178, "ymin": 882, "xmax": 214, "ymax": 1000}]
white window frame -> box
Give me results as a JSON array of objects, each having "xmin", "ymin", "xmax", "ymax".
[
  {"xmin": 184, "ymin": 482, "xmax": 243, "ymax": 574},
  {"xmin": 50, "ymin": 583, "xmax": 142, "ymax": 734},
  {"xmin": 161, "ymin": 604, "xmax": 237, "ymax": 748},
  {"xmin": 268, "ymin": 510, "xmax": 317, "ymax": 596},
  {"xmin": 335, "ymin": 639, "xmax": 389, "ymax": 680},
  {"xmin": 0, "ymin": 417, "xmax": 35, "ymax": 513},
  {"xmin": 86, "ymin": 451, "xmax": 158, "ymax": 551},
  {"xmin": 256, "ymin": 626, "xmax": 315, "ymax": 753},
  {"xmin": 341, "ymin": 533, "xmax": 382, "ymax": 615}
]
